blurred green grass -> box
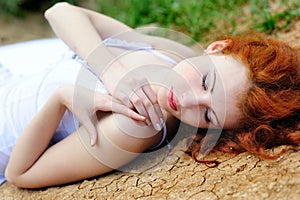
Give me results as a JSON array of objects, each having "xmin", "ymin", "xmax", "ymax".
[
  {"xmin": 97, "ymin": 0, "xmax": 300, "ymax": 43},
  {"xmin": 98, "ymin": 0, "xmax": 245, "ymax": 43},
  {"xmin": 1, "ymin": 0, "xmax": 300, "ymax": 44}
]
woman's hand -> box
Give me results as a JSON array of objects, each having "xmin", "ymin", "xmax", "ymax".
[
  {"xmin": 58, "ymin": 85, "xmax": 146, "ymax": 146},
  {"xmin": 46, "ymin": 3, "xmax": 165, "ymax": 133},
  {"xmin": 87, "ymin": 48, "xmax": 166, "ymax": 132},
  {"xmin": 109, "ymin": 73, "xmax": 165, "ymax": 132}
]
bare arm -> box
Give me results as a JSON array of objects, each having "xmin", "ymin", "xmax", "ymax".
[
  {"xmin": 5, "ymin": 86, "xmax": 160, "ymax": 188},
  {"xmin": 45, "ymin": 3, "xmax": 166, "ymax": 134},
  {"xmin": 44, "ymin": 3, "xmax": 194, "ymax": 141},
  {"xmin": 44, "ymin": 2, "xmax": 132, "ymax": 60},
  {"xmin": 44, "ymin": 2, "xmax": 195, "ymax": 64}
]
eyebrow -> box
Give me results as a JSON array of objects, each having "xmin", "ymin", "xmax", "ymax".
[{"xmin": 210, "ymin": 69, "xmax": 221, "ymax": 127}]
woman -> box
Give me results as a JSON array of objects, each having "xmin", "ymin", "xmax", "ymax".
[{"xmin": 1, "ymin": 3, "xmax": 299, "ymax": 188}]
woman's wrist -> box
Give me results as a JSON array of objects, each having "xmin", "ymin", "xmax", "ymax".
[
  {"xmin": 100, "ymin": 61, "xmax": 128, "ymax": 92},
  {"xmin": 54, "ymin": 85, "xmax": 73, "ymax": 110},
  {"xmin": 84, "ymin": 42, "xmax": 128, "ymax": 91}
]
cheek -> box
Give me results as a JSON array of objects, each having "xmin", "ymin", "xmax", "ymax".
[
  {"xmin": 157, "ymin": 87, "xmax": 168, "ymax": 107},
  {"xmin": 174, "ymin": 69, "xmax": 203, "ymax": 95},
  {"xmin": 179, "ymin": 108, "xmax": 202, "ymax": 127},
  {"xmin": 180, "ymin": 66, "xmax": 201, "ymax": 80}
]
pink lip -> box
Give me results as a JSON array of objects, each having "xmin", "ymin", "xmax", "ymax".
[{"xmin": 168, "ymin": 88, "xmax": 178, "ymax": 111}]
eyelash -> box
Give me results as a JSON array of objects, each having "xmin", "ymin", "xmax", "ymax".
[
  {"xmin": 204, "ymin": 108, "xmax": 211, "ymax": 123},
  {"xmin": 202, "ymin": 74, "xmax": 208, "ymax": 91},
  {"xmin": 202, "ymin": 74, "xmax": 210, "ymax": 123}
]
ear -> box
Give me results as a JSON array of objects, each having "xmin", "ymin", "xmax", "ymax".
[{"xmin": 205, "ymin": 40, "xmax": 230, "ymax": 54}]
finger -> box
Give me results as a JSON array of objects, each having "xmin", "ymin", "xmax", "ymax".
[
  {"xmin": 127, "ymin": 110, "xmax": 146, "ymax": 121},
  {"xmin": 95, "ymin": 94, "xmax": 146, "ymax": 121},
  {"xmin": 142, "ymin": 83, "xmax": 157, "ymax": 103},
  {"xmin": 136, "ymin": 89, "xmax": 164, "ymax": 130},
  {"xmin": 142, "ymin": 85, "xmax": 165, "ymax": 123},
  {"xmin": 154, "ymin": 104, "xmax": 165, "ymax": 124},
  {"xmin": 111, "ymin": 101, "xmax": 146, "ymax": 121},
  {"xmin": 135, "ymin": 89, "xmax": 158, "ymax": 124},
  {"xmin": 116, "ymin": 92, "xmax": 134, "ymax": 109},
  {"xmin": 147, "ymin": 104, "xmax": 162, "ymax": 131},
  {"xmin": 129, "ymin": 92, "xmax": 150, "ymax": 124}
]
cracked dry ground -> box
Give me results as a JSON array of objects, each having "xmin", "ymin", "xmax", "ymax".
[{"xmin": 0, "ymin": 13, "xmax": 300, "ymax": 200}]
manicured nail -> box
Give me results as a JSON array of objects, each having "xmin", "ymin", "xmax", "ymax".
[
  {"xmin": 155, "ymin": 123, "xmax": 161, "ymax": 131},
  {"xmin": 140, "ymin": 115, "xmax": 146, "ymax": 120},
  {"xmin": 90, "ymin": 138, "xmax": 94, "ymax": 146},
  {"xmin": 160, "ymin": 117, "xmax": 164, "ymax": 124},
  {"xmin": 146, "ymin": 119, "xmax": 151, "ymax": 126}
]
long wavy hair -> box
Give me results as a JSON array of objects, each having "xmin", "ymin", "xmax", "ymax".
[{"xmin": 185, "ymin": 34, "xmax": 300, "ymax": 166}]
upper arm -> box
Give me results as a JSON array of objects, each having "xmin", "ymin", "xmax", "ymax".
[
  {"xmin": 45, "ymin": 3, "xmax": 195, "ymax": 60},
  {"xmin": 8, "ymin": 113, "xmax": 160, "ymax": 188},
  {"xmin": 45, "ymin": 2, "xmax": 133, "ymax": 40},
  {"xmin": 80, "ymin": 6, "xmax": 133, "ymax": 39}
]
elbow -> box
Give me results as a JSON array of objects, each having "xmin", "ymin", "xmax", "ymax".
[
  {"xmin": 44, "ymin": 2, "xmax": 71, "ymax": 20},
  {"xmin": 5, "ymin": 167, "xmax": 28, "ymax": 188},
  {"xmin": 5, "ymin": 168, "xmax": 20, "ymax": 188}
]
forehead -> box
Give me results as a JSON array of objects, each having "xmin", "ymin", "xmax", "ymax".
[{"xmin": 209, "ymin": 54, "xmax": 250, "ymax": 128}]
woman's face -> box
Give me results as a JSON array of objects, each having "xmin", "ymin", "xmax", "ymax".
[{"xmin": 157, "ymin": 53, "xmax": 250, "ymax": 129}]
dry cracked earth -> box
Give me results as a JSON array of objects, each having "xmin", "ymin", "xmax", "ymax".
[{"xmin": 0, "ymin": 9, "xmax": 300, "ymax": 200}]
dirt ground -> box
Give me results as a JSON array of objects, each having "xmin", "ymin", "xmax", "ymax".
[{"xmin": 0, "ymin": 4, "xmax": 300, "ymax": 200}]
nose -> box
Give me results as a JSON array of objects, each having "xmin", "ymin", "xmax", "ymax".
[{"xmin": 180, "ymin": 91, "xmax": 210, "ymax": 108}]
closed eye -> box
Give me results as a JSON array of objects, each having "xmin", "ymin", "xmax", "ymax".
[
  {"xmin": 204, "ymin": 108, "xmax": 211, "ymax": 123},
  {"xmin": 202, "ymin": 74, "xmax": 208, "ymax": 91}
]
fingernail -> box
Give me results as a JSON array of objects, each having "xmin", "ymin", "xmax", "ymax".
[
  {"xmin": 140, "ymin": 115, "xmax": 146, "ymax": 120},
  {"xmin": 146, "ymin": 119, "xmax": 151, "ymax": 126},
  {"xmin": 90, "ymin": 139, "xmax": 94, "ymax": 146},
  {"xmin": 160, "ymin": 117, "xmax": 164, "ymax": 124},
  {"xmin": 90, "ymin": 137, "xmax": 95, "ymax": 146},
  {"xmin": 155, "ymin": 123, "xmax": 161, "ymax": 131}
]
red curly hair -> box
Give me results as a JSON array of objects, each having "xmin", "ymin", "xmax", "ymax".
[{"xmin": 185, "ymin": 34, "xmax": 300, "ymax": 166}]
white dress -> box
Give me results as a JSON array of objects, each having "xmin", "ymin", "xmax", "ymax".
[
  {"xmin": 0, "ymin": 39, "xmax": 108, "ymax": 185},
  {"xmin": 0, "ymin": 38, "xmax": 176, "ymax": 185}
]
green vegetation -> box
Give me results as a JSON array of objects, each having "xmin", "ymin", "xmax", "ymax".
[
  {"xmin": 0, "ymin": 0, "xmax": 25, "ymax": 16},
  {"xmin": 249, "ymin": 0, "xmax": 300, "ymax": 34},
  {"xmin": 1, "ymin": 0, "xmax": 299, "ymax": 43},
  {"xmin": 98, "ymin": 0, "xmax": 246, "ymax": 43},
  {"xmin": 97, "ymin": 0, "xmax": 300, "ymax": 43}
]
